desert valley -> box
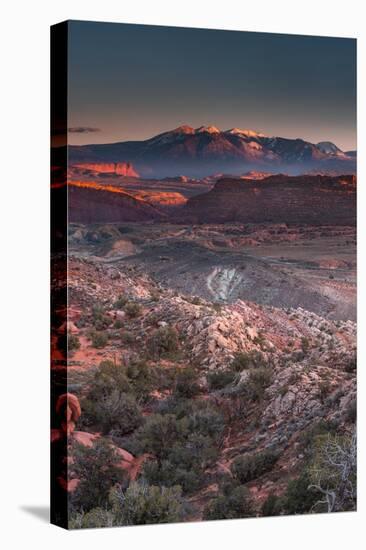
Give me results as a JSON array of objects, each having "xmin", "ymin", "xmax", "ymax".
[{"xmin": 51, "ymin": 123, "xmax": 357, "ymax": 528}]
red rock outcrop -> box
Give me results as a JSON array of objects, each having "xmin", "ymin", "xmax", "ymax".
[{"xmin": 73, "ymin": 162, "xmax": 139, "ymax": 177}]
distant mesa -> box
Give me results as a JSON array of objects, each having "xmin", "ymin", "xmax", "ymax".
[
  {"xmin": 183, "ymin": 174, "xmax": 356, "ymax": 225},
  {"xmin": 72, "ymin": 162, "xmax": 139, "ymax": 177}
]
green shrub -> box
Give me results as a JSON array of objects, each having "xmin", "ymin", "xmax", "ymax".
[
  {"xmin": 90, "ymin": 330, "xmax": 108, "ymax": 349},
  {"xmin": 146, "ymin": 326, "xmax": 180, "ymax": 359},
  {"xmin": 231, "ymin": 365, "xmax": 274, "ymax": 402},
  {"xmin": 204, "ymin": 485, "xmax": 254, "ymax": 520},
  {"xmin": 83, "ymin": 390, "xmax": 142, "ymax": 437},
  {"xmin": 308, "ymin": 432, "xmax": 356, "ymax": 512},
  {"xmin": 113, "ymin": 294, "xmax": 128, "ymax": 309},
  {"xmin": 87, "ymin": 361, "xmax": 131, "ymax": 401},
  {"xmin": 345, "ymin": 399, "xmax": 357, "ymax": 423},
  {"xmin": 124, "ymin": 360, "xmax": 169, "ymax": 402},
  {"xmin": 69, "ymin": 508, "xmax": 115, "ymax": 529},
  {"xmin": 175, "ymin": 367, "xmax": 200, "ymax": 398},
  {"xmin": 281, "ymin": 471, "xmax": 320, "ymax": 514},
  {"xmin": 143, "ymin": 458, "xmax": 201, "ymax": 495},
  {"xmin": 207, "ymin": 370, "xmax": 236, "ymax": 390},
  {"xmin": 131, "ymin": 406, "xmax": 223, "ymax": 495},
  {"xmin": 261, "ymin": 493, "xmax": 282, "ymax": 517},
  {"xmin": 109, "ymin": 482, "xmax": 185, "ymax": 525},
  {"xmin": 121, "ymin": 331, "xmax": 134, "ymax": 344},
  {"xmin": 186, "ymin": 407, "xmax": 225, "ymax": 443},
  {"xmin": 114, "ymin": 319, "xmax": 123, "ymax": 329},
  {"xmin": 142, "ymin": 430, "xmax": 218, "ymax": 495},
  {"xmin": 245, "ymin": 367, "xmax": 273, "ymax": 401},
  {"xmin": 68, "ymin": 333, "xmax": 81, "ymax": 351},
  {"xmin": 231, "ymin": 350, "xmax": 266, "ymax": 372},
  {"xmin": 131, "ymin": 414, "xmax": 188, "ymax": 459},
  {"xmin": 91, "ymin": 304, "xmax": 113, "ymax": 330},
  {"xmin": 344, "ymin": 354, "xmax": 357, "ymax": 373},
  {"xmin": 124, "ymin": 302, "xmax": 142, "ymax": 318},
  {"xmin": 71, "ymin": 438, "xmax": 125, "ymax": 512},
  {"xmin": 301, "ymin": 337, "xmax": 310, "ymax": 353},
  {"xmin": 319, "ymin": 380, "xmax": 331, "ymax": 402},
  {"xmin": 231, "ymin": 449, "xmax": 278, "ymax": 483},
  {"xmin": 299, "ymin": 420, "xmax": 338, "ymax": 454}
]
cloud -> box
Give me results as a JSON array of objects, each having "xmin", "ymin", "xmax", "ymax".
[{"xmin": 68, "ymin": 127, "xmax": 101, "ymax": 134}]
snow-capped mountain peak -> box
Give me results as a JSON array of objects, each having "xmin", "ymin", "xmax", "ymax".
[
  {"xmin": 316, "ymin": 141, "xmax": 345, "ymax": 156},
  {"xmin": 225, "ymin": 128, "xmax": 266, "ymax": 138},
  {"xmin": 195, "ymin": 125, "xmax": 221, "ymax": 134}
]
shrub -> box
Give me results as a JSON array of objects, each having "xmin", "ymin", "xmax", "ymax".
[
  {"xmin": 113, "ymin": 294, "xmax": 128, "ymax": 309},
  {"xmin": 301, "ymin": 337, "xmax": 310, "ymax": 353},
  {"xmin": 231, "ymin": 350, "xmax": 266, "ymax": 372},
  {"xmin": 68, "ymin": 333, "xmax": 81, "ymax": 351},
  {"xmin": 186, "ymin": 407, "xmax": 225, "ymax": 443},
  {"xmin": 109, "ymin": 482, "xmax": 185, "ymax": 525},
  {"xmin": 261, "ymin": 493, "xmax": 282, "ymax": 517},
  {"xmin": 143, "ymin": 456, "xmax": 204, "ymax": 494},
  {"xmin": 143, "ymin": 433, "xmax": 217, "ymax": 494},
  {"xmin": 131, "ymin": 413, "xmax": 188, "ymax": 458},
  {"xmin": 281, "ymin": 471, "xmax": 320, "ymax": 514},
  {"xmin": 121, "ymin": 331, "xmax": 134, "ymax": 344},
  {"xmin": 71, "ymin": 438, "xmax": 125, "ymax": 511},
  {"xmin": 113, "ymin": 319, "xmax": 123, "ymax": 329},
  {"xmin": 146, "ymin": 326, "xmax": 180, "ymax": 359},
  {"xmin": 69, "ymin": 508, "xmax": 115, "ymax": 529},
  {"xmin": 175, "ymin": 367, "xmax": 200, "ymax": 398},
  {"xmin": 345, "ymin": 399, "xmax": 357, "ymax": 423},
  {"xmin": 124, "ymin": 360, "xmax": 177, "ymax": 402},
  {"xmin": 124, "ymin": 301, "xmax": 142, "ymax": 318},
  {"xmin": 87, "ymin": 360, "xmax": 131, "ymax": 401},
  {"xmin": 231, "ymin": 449, "xmax": 278, "ymax": 483},
  {"xmin": 308, "ymin": 432, "xmax": 356, "ymax": 512},
  {"xmin": 207, "ymin": 370, "xmax": 236, "ymax": 390},
  {"xmin": 204, "ymin": 485, "xmax": 254, "ymax": 520},
  {"xmin": 319, "ymin": 379, "xmax": 332, "ymax": 402},
  {"xmin": 83, "ymin": 390, "xmax": 142, "ymax": 437},
  {"xmin": 245, "ymin": 367, "xmax": 273, "ymax": 401},
  {"xmin": 299, "ymin": 420, "xmax": 338, "ymax": 454},
  {"xmin": 344, "ymin": 354, "xmax": 357, "ymax": 373},
  {"xmin": 90, "ymin": 330, "xmax": 108, "ymax": 349},
  {"xmin": 92, "ymin": 304, "xmax": 113, "ymax": 330}
]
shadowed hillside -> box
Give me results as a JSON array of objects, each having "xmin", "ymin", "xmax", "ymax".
[
  {"xmin": 67, "ymin": 181, "xmax": 164, "ymax": 223},
  {"xmin": 183, "ymin": 175, "xmax": 356, "ymax": 224}
]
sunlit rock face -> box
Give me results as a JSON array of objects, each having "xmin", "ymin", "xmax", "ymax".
[{"xmin": 73, "ymin": 162, "xmax": 139, "ymax": 177}]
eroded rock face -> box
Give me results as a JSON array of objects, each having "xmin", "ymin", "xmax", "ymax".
[{"xmin": 73, "ymin": 162, "xmax": 139, "ymax": 177}]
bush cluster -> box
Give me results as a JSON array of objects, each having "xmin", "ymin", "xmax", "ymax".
[
  {"xmin": 231, "ymin": 449, "xmax": 278, "ymax": 483},
  {"xmin": 204, "ymin": 484, "xmax": 254, "ymax": 520},
  {"xmin": 146, "ymin": 326, "xmax": 180, "ymax": 359},
  {"xmin": 130, "ymin": 403, "xmax": 225, "ymax": 494}
]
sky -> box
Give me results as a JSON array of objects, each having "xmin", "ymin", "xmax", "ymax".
[{"xmin": 67, "ymin": 21, "xmax": 356, "ymax": 151}]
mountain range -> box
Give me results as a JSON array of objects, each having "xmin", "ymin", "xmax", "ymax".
[{"xmin": 68, "ymin": 125, "xmax": 356, "ymax": 178}]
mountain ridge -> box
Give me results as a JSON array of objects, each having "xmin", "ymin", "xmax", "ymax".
[{"xmin": 68, "ymin": 125, "xmax": 356, "ymax": 178}]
